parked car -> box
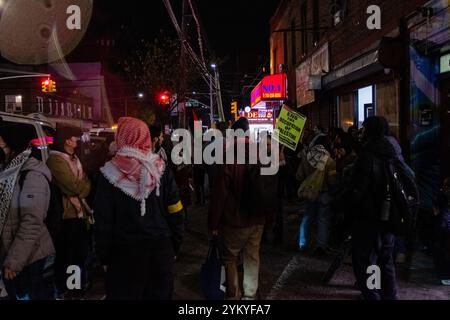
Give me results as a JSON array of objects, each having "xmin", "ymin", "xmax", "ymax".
[{"xmin": 0, "ymin": 112, "xmax": 56, "ymax": 161}]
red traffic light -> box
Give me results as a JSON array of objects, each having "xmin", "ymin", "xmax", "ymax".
[{"xmin": 158, "ymin": 93, "xmax": 170, "ymax": 105}]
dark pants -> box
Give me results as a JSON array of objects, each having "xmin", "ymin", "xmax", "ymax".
[
  {"xmin": 55, "ymin": 219, "xmax": 89, "ymax": 294},
  {"xmin": 352, "ymin": 228, "xmax": 397, "ymax": 300},
  {"xmin": 106, "ymin": 238, "xmax": 175, "ymax": 300},
  {"xmin": 433, "ymin": 229, "xmax": 450, "ymax": 280},
  {"xmin": 4, "ymin": 257, "xmax": 52, "ymax": 300},
  {"xmin": 194, "ymin": 166, "xmax": 206, "ymax": 204}
]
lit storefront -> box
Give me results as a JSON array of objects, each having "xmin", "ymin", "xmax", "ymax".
[{"xmin": 245, "ymin": 73, "xmax": 287, "ymax": 140}]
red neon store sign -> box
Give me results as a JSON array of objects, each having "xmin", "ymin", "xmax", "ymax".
[
  {"xmin": 261, "ymin": 73, "xmax": 287, "ymax": 100},
  {"xmin": 250, "ymin": 73, "xmax": 287, "ymax": 107}
]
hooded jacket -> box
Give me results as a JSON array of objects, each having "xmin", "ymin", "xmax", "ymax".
[{"xmin": 0, "ymin": 157, "xmax": 55, "ymax": 273}]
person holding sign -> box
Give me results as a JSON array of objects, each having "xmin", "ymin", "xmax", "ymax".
[{"xmin": 296, "ymin": 135, "xmax": 337, "ymax": 255}]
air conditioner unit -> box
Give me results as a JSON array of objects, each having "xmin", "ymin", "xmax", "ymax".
[
  {"xmin": 334, "ymin": 10, "xmax": 343, "ymax": 26},
  {"xmin": 308, "ymin": 75, "xmax": 322, "ymax": 90}
]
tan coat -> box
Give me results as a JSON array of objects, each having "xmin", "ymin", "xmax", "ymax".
[{"xmin": 47, "ymin": 154, "xmax": 91, "ymax": 220}]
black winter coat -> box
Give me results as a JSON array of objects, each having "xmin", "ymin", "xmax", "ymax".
[
  {"xmin": 94, "ymin": 168, "xmax": 185, "ymax": 266},
  {"xmin": 345, "ymin": 137, "xmax": 396, "ymax": 232}
]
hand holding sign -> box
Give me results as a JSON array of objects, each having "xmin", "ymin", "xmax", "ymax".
[{"xmin": 275, "ymin": 105, "xmax": 307, "ymax": 151}]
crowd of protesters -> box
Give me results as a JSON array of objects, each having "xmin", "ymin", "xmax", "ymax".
[{"xmin": 0, "ymin": 112, "xmax": 449, "ymax": 301}]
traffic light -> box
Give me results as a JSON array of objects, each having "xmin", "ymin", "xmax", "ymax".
[
  {"xmin": 230, "ymin": 101, "xmax": 238, "ymax": 119},
  {"xmin": 42, "ymin": 79, "xmax": 50, "ymax": 92},
  {"xmin": 158, "ymin": 93, "xmax": 170, "ymax": 105},
  {"xmin": 41, "ymin": 78, "xmax": 56, "ymax": 93},
  {"xmin": 49, "ymin": 80, "xmax": 56, "ymax": 93}
]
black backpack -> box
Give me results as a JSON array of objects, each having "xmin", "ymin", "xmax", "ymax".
[
  {"xmin": 384, "ymin": 158, "xmax": 420, "ymax": 234},
  {"xmin": 19, "ymin": 171, "xmax": 64, "ymax": 243}
]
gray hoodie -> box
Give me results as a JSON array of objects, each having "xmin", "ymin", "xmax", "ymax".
[{"xmin": 0, "ymin": 157, "xmax": 55, "ymax": 273}]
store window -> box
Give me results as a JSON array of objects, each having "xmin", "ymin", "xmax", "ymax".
[
  {"xmin": 376, "ymin": 81, "xmax": 399, "ymax": 138},
  {"xmin": 338, "ymin": 93, "xmax": 355, "ymax": 131},
  {"xmin": 358, "ymin": 86, "xmax": 374, "ymax": 128}
]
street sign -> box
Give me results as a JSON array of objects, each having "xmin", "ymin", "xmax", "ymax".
[
  {"xmin": 186, "ymin": 99, "xmax": 200, "ymax": 108},
  {"xmin": 275, "ymin": 106, "xmax": 307, "ymax": 151}
]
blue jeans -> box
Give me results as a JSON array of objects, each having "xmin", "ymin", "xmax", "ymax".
[{"xmin": 299, "ymin": 193, "xmax": 331, "ymax": 249}]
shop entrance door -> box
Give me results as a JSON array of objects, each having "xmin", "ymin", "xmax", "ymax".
[{"xmin": 441, "ymin": 79, "xmax": 450, "ymax": 179}]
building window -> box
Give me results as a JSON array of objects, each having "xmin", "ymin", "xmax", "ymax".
[
  {"xmin": 36, "ymin": 96, "xmax": 44, "ymax": 113},
  {"xmin": 291, "ymin": 19, "xmax": 297, "ymax": 66},
  {"xmin": 5, "ymin": 95, "xmax": 23, "ymax": 113},
  {"xmin": 48, "ymin": 99, "xmax": 53, "ymax": 115},
  {"xmin": 76, "ymin": 105, "xmax": 81, "ymax": 118},
  {"xmin": 357, "ymin": 86, "xmax": 375, "ymax": 129},
  {"xmin": 313, "ymin": 0, "xmax": 320, "ymax": 43},
  {"xmin": 88, "ymin": 107, "xmax": 93, "ymax": 119},
  {"xmin": 301, "ymin": 1, "xmax": 308, "ymax": 55},
  {"xmin": 60, "ymin": 102, "xmax": 65, "ymax": 117},
  {"xmin": 338, "ymin": 92, "xmax": 356, "ymax": 131},
  {"xmin": 67, "ymin": 102, "xmax": 72, "ymax": 117}
]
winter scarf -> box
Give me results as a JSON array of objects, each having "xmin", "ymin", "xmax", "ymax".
[
  {"xmin": 307, "ymin": 145, "xmax": 330, "ymax": 171},
  {"xmin": 50, "ymin": 150, "xmax": 85, "ymax": 218},
  {"xmin": 0, "ymin": 150, "xmax": 31, "ymax": 236},
  {"xmin": 100, "ymin": 118, "xmax": 165, "ymax": 216}
]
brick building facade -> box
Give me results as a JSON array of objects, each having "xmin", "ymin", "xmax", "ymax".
[{"xmin": 269, "ymin": 0, "xmax": 450, "ymax": 208}]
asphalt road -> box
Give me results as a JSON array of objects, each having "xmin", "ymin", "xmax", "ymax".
[{"xmin": 172, "ymin": 202, "xmax": 450, "ymax": 301}]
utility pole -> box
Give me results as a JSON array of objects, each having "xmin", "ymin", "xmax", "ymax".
[
  {"xmin": 179, "ymin": 0, "xmax": 189, "ymax": 129},
  {"xmin": 210, "ymin": 76, "xmax": 214, "ymax": 126}
]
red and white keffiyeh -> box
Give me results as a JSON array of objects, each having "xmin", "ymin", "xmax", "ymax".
[{"xmin": 100, "ymin": 117, "xmax": 165, "ymax": 216}]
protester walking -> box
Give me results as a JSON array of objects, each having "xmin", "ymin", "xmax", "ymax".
[
  {"xmin": 297, "ymin": 135, "xmax": 337, "ymax": 255},
  {"xmin": 209, "ymin": 117, "xmax": 276, "ymax": 300},
  {"xmin": 94, "ymin": 117, "xmax": 185, "ymax": 300},
  {"xmin": 345, "ymin": 116, "xmax": 400, "ymax": 300}
]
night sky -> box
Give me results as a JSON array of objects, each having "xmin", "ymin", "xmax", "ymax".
[{"xmin": 80, "ymin": 0, "xmax": 279, "ymax": 90}]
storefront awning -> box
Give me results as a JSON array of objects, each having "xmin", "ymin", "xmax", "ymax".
[{"xmin": 322, "ymin": 49, "xmax": 384, "ymax": 90}]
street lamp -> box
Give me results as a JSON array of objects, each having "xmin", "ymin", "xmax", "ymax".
[
  {"xmin": 138, "ymin": 93, "xmax": 144, "ymax": 99},
  {"xmin": 211, "ymin": 63, "xmax": 217, "ymax": 69}
]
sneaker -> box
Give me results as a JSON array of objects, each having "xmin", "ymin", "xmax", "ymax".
[
  {"xmin": 441, "ymin": 280, "xmax": 450, "ymax": 286},
  {"xmin": 241, "ymin": 296, "xmax": 256, "ymax": 301},
  {"xmin": 298, "ymin": 246, "xmax": 308, "ymax": 253}
]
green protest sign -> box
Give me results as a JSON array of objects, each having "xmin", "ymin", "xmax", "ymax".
[{"xmin": 275, "ymin": 106, "xmax": 307, "ymax": 151}]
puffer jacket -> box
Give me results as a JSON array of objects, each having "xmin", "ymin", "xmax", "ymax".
[{"xmin": 0, "ymin": 157, "xmax": 55, "ymax": 274}]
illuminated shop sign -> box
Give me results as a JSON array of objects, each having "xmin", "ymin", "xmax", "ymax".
[{"xmin": 250, "ymin": 73, "xmax": 287, "ymax": 107}]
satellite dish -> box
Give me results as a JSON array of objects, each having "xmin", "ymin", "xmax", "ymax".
[{"xmin": 0, "ymin": 0, "xmax": 93, "ymax": 65}]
